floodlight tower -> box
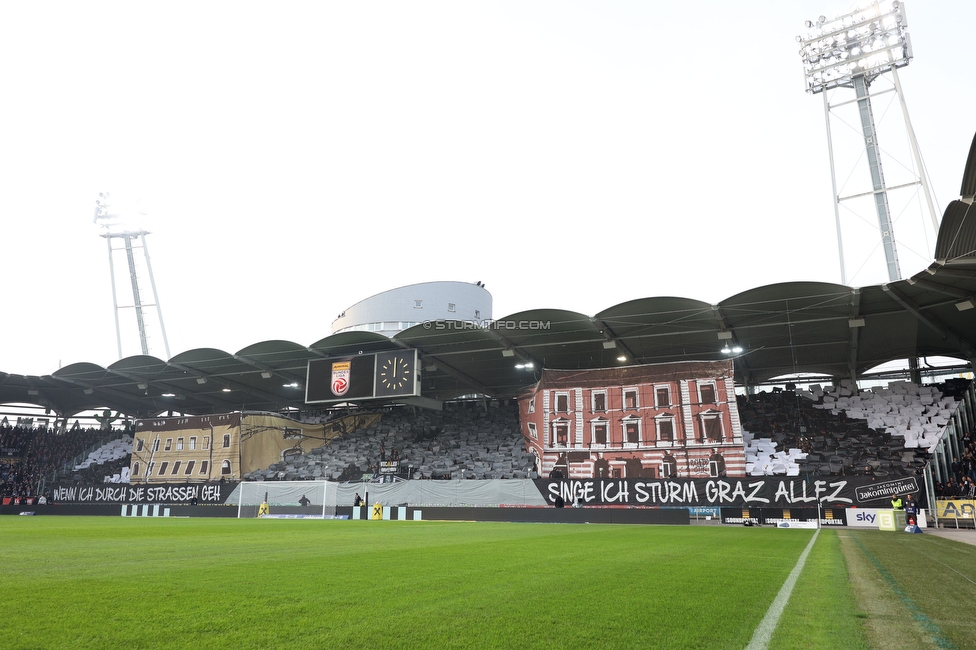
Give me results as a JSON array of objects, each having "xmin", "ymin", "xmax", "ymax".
[
  {"xmin": 797, "ymin": 1, "xmax": 939, "ymax": 284},
  {"xmin": 93, "ymin": 193, "xmax": 171, "ymax": 360}
]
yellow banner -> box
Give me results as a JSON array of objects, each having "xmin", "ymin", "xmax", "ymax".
[{"xmin": 935, "ymin": 499, "xmax": 976, "ymax": 519}]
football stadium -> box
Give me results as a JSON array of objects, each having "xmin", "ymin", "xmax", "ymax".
[{"xmin": 3, "ymin": 2, "xmax": 976, "ymax": 649}]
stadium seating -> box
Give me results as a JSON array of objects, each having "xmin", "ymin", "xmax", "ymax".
[
  {"xmin": 244, "ymin": 400, "xmax": 536, "ymax": 482},
  {"xmin": 1, "ymin": 422, "xmax": 130, "ymax": 496},
  {"xmin": 739, "ymin": 379, "xmax": 965, "ymax": 478},
  {"xmin": 7, "ymin": 378, "xmax": 968, "ymax": 495},
  {"xmin": 74, "ymin": 434, "xmax": 133, "ymax": 472}
]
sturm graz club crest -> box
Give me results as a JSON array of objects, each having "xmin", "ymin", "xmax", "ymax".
[{"xmin": 331, "ymin": 361, "xmax": 351, "ymax": 396}]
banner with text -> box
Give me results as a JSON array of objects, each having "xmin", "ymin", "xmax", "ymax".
[
  {"xmin": 536, "ymin": 475, "xmax": 921, "ymax": 508},
  {"xmin": 935, "ymin": 499, "xmax": 976, "ymax": 520},
  {"xmin": 49, "ymin": 482, "xmax": 237, "ymax": 505}
]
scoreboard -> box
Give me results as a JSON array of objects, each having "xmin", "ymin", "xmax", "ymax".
[{"xmin": 305, "ymin": 349, "xmax": 420, "ymax": 404}]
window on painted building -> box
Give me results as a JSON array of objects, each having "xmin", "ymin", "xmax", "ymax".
[
  {"xmin": 157, "ymin": 461, "xmax": 169, "ymax": 475},
  {"xmin": 448, "ymin": 303, "xmax": 456, "ymax": 312},
  {"xmin": 657, "ymin": 418, "xmax": 675, "ymax": 442},
  {"xmin": 527, "ymin": 422, "xmax": 538, "ymax": 441},
  {"xmin": 700, "ymin": 383, "xmax": 717, "ymax": 404},
  {"xmin": 474, "ymin": 310, "xmax": 481, "ymax": 319},
  {"xmin": 136, "ymin": 438, "xmax": 145, "ymax": 452},
  {"xmin": 709, "ymin": 452, "xmax": 727, "ymax": 477},
  {"xmin": 623, "ymin": 419, "xmax": 640, "ymax": 444},
  {"xmin": 528, "ymin": 398, "xmax": 535, "ymax": 414},
  {"xmin": 132, "ymin": 462, "xmax": 140, "ymax": 476},
  {"xmin": 555, "ymin": 393, "xmax": 569, "ymax": 413},
  {"xmin": 200, "ymin": 460, "xmax": 209, "ymax": 475},
  {"xmin": 661, "ymin": 454, "xmax": 677, "ymax": 478},
  {"xmin": 623, "ymin": 389, "xmax": 638, "ymax": 410},
  {"xmin": 625, "ymin": 457, "xmax": 644, "ymax": 478},
  {"xmin": 184, "ymin": 460, "xmax": 195, "ymax": 475},
  {"xmin": 164, "ymin": 438, "xmax": 172, "ymax": 451},
  {"xmin": 592, "ymin": 454, "xmax": 611, "ymax": 478},
  {"xmin": 702, "ymin": 414, "xmax": 724, "ymax": 443},
  {"xmin": 414, "ymin": 300, "xmax": 423, "ymax": 309},
  {"xmin": 153, "ymin": 439, "xmax": 160, "ymax": 452},
  {"xmin": 592, "ymin": 391, "xmax": 606, "ymax": 412},
  {"xmin": 552, "ymin": 421, "xmax": 569, "ymax": 447},
  {"xmin": 655, "ymin": 386, "xmax": 671, "ymax": 407},
  {"xmin": 171, "ymin": 461, "xmax": 182, "ymax": 475},
  {"xmin": 146, "ymin": 462, "xmax": 155, "ymax": 476},
  {"xmin": 189, "ymin": 436, "xmax": 197, "ymax": 450},
  {"xmin": 221, "ymin": 460, "xmax": 232, "ymax": 476},
  {"xmin": 176, "ymin": 437, "xmax": 184, "ymax": 451},
  {"xmin": 223, "ymin": 434, "xmax": 231, "ymax": 448},
  {"xmin": 203, "ymin": 436, "xmax": 210, "ymax": 450},
  {"xmin": 592, "ymin": 422, "xmax": 608, "ymax": 445}
]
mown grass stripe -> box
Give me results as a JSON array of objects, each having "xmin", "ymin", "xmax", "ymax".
[
  {"xmin": 893, "ymin": 535, "xmax": 976, "ymax": 587},
  {"xmin": 850, "ymin": 532, "xmax": 956, "ymax": 649},
  {"xmin": 745, "ymin": 529, "xmax": 820, "ymax": 650}
]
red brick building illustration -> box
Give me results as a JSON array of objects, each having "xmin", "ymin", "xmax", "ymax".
[{"xmin": 519, "ymin": 360, "xmax": 745, "ymax": 479}]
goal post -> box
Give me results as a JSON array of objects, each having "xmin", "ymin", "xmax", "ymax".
[{"xmin": 236, "ymin": 480, "xmax": 339, "ymax": 518}]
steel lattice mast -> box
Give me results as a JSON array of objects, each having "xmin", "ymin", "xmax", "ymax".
[
  {"xmin": 797, "ymin": 1, "xmax": 939, "ymax": 284},
  {"xmin": 93, "ymin": 192, "xmax": 171, "ymax": 360}
]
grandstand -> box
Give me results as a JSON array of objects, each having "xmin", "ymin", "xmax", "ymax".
[
  {"xmin": 0, "ymin": 130, "xmax": 974, "ymax": 523},
  {"xmin": 71, "ymin": 434, "xmax": 133, "ymax": 483},
  {"xmin": 0, "ymin": 420, "xmax": 132, "ymax": 499},
  {"xmin": 738, "ymin": 378, "xmax": 971, "ymax": 479},
  {"xmin": 243, "ymin": 400, "xmax": 533, "ymax": 483},
  {"xmin": 73, "ymin": 434, "xmax": 133, "ymax": 472}
]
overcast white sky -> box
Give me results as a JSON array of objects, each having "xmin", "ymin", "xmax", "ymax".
[{"xmin": 1, "ymin": 1, "xmax": 974, "ymax": 377}]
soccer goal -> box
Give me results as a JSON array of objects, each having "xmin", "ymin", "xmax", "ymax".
[{"xmin": 236, "ymin": 480, "xmax": 339, "ymax": 518}]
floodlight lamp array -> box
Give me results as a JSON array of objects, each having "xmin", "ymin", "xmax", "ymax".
[
  {"xmin": 797, "ymin": 0, "xmax": 911, "ymax": 94},
  {"xmin": 93, "ymin": 192, "xmax": 150, "ymax": 237}
]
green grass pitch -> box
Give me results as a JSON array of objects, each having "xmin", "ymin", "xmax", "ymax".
[{"xmin": 1, "ymin": 517, "xmax": 973, "ymax": 649}]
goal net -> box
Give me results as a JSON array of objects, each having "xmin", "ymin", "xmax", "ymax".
[{"xmin": 236, "ymin": 481, "xmax": 339, "ymax": 518}]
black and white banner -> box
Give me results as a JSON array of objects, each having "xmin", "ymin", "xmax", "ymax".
[
  {"xmin": 49, "ymin": 482, "xmax": 236, "ymax": 505},
  {"xmin": 536, "ymin": 475, "xmax": 921, "ymax": 508}
]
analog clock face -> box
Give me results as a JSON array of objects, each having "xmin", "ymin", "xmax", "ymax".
[{"xmin": 377, "ymin": 355, "xmax": 413, "ymax": 394}]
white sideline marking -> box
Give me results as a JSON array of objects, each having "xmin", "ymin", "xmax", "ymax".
[{"xmin": 745, "ymin": 529, "xmax": 820, "ymax": 650}]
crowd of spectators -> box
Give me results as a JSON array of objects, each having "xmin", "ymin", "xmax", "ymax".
[
  {"xmin": 0, "ymin": 420, "xmax": 133, "ymax": 498},
  {"xmin": 736, "ymin": 388, "xmax": 922, "ymax": 477},
  {"xmin": 935, "ymin": 432, "xmax": 976, "ymax": 498},
  {"xmin": 4, "ymin": 377, "xmax": 971, "ymax": 493},
  {"xmin": 70, "ymin": 456, "xmax": 132, "ymax": 485},
  {"xmin": 249, "ymin": 399, "xmax": 532, "ymax": 482},
  {"xmin": 935, "ymin": 477, "xmax": 976, "ymax": 498},
  {"xmin": 736, "ymin": 378, "xmax": 973, "ymax": 479}
]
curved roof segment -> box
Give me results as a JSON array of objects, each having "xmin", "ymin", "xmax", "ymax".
[
  {"xmin": 961, "ymin": 132, "xmax": 976, "ymax": 200},
  {"xmin": 934, "ymin": 200, "xmax": 976, "ymax": 266},
  {"xmin": 3, "ymin": 260, "xmax": 972, "ymax": 417},
  {"xmin": 2, "ymin": 135, "xmax": 974, "ymax": 417}
]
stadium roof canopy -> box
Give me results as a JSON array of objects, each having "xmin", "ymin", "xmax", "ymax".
[{"xmin": 2, "ymin": 136, "xmax": 975, "ymax": 418}]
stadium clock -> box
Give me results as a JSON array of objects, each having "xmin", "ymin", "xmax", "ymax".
[{"xmin": 375, "ymin": 354, "xmax": 413, "ymax": 396}]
